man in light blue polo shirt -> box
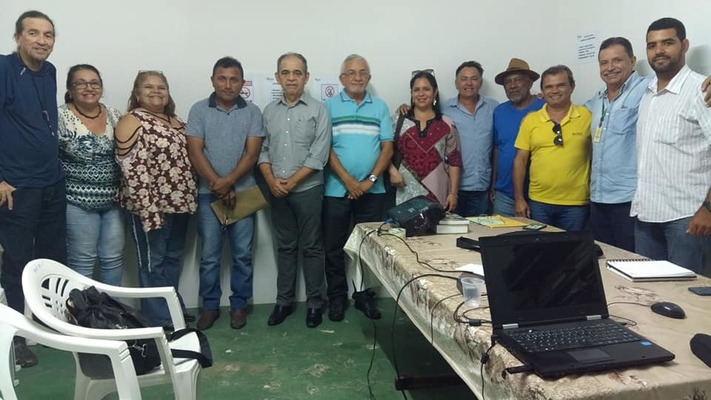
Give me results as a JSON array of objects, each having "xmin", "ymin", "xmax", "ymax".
[
  {"xmin": 323, "ymin": 54, "xmax": 393, "ymax": 321},
  {"xmin": 443, "ymin": 61, "xmax": 499, "ymax": 217},
  {"xmin": 186, "ymin": 56, "xmax": 265, "ymax": 330}
]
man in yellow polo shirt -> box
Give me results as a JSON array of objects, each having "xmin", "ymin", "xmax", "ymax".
[{"xmin": 512, "ymin": 65, "xmax": 592, "ymax": 231}]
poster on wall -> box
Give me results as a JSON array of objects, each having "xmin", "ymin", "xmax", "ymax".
[
  {"xmin": 310, "ymin": 75, "xmax": 342, "ymax": 102},
  {"xmin": 240, "ymin": 77, "xmax": 255, "ymax": 102},
  {"xmin": 247, "ymin": 74, "xmax": 284, "ymax": 109},
  {"xmin": 575, "ymin": 31, "xmax": 600, "ymax": 63}
]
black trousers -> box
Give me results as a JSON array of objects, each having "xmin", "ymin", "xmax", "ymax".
[{"xmin": 323, "ymin": 194, "xmax": 385, "ymax": 300}]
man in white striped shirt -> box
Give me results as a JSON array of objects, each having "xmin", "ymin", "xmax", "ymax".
[{"xmin": 633, "ymin": 17, "xmax": 711, "ymax": 273}]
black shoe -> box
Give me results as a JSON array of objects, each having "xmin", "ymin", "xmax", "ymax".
[
  {"xmin": 353, "ymin": 288, "xmax": 382, "ymax": 319},
  {"xmin": 183, "ymin": 312, "xmax": 196, "ymax": 323},
  {"xmin": 14, "ymin": 340, "xmax": 38, "ymax": 368},
  {"xmin": 306, "ymin": 308, "xmax": 323, "ymax": 328},
  {"xmin": 328, "ymin": 297, "xmax": 348, "ymax": 322},
  {"xmin": 267, "ymin": 304, "xmax": 293, "ymax": 326}
]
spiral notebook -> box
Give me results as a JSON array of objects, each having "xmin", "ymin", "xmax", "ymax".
[{"xmin": 606, "ymin": 259, "xmax": 697, "ymax": 282}]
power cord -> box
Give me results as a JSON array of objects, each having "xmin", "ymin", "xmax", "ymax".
[
  {"xmin": 356, "ymin": 222, "xmax": 388, "ymax": 400},
  {"xmin": 607, "ymin": 301, "xmax": 647, "ymax": 327},
  {"xmin": 364, "ymin": 316, "xmax": 378, "ymax": 400},
  {"xmin": 376, "ymin": 231, "xmax": 461, "ymax": 274},
  {"xmin": 452, "ymin": 298, "xmax": 490, "ymax": 326},
  {"xmin": 479, "ymin": 340, "xmax": 497, "ymax": 400},
  {"xmin": 354, "ymin": 224, "xmax": 388, "ymax": 292},
  {"xmin": 429, "ymin": 293, "xmax": 460, "ymax": 346},
  {"xmin": 358, "ymin": 224, "xmax": 476, "ymax": 397},
  {"xmin": 389, "ymin": 273, "xmax": 459, "ymax": 398},
  {"xmin": 607, "ymin": 301, "xmax": 648, "ymax": 307}
]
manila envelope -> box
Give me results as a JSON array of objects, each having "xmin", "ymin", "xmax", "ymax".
[{"xmin": 210, "ymin": 186, "xmax": 269, "ymax": 226}]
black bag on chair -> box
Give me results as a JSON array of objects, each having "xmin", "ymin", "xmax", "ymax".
[
  {"xmin": 66, "ymin": 286, "xmax": 213, "ymax": 379},
  {"xmin": 67, "ymin": 286, "xmax": 162, "ymax": 378}
]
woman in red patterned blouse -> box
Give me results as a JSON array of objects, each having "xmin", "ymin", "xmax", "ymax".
[
  {"xmin": 114, "ymin": 71, "xmax": 197, "ymax": 329},
  {"xmin": 389, "ymin": 71, "xmax": 462, "ymax": 211}
]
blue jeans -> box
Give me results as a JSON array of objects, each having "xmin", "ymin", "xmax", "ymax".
[
  {"xmin": 197, "ymin": 194, "xmax": 254, "ymax": 311},
  {"xmin": 493, "ymin": 191, "xmax": 516, "ymax": 217},
  {"xmin": 66, "ymin": 203, "xmax": 125, "ymax": 286},
  {"xmin": 128, "ymin": 213, "xmax": 189, "ymax": 327},
  {"xmin": 635, "ymin": 217, "xmax": 710, "ymax": 274},
  {"xmin": 529, "ymin": 200, "xmax": 589, "ymax": 232},
  {"xmin": 455, "ymin": 190, "xmax": 490, "ymax": 217},
  {"xmin": 271, "ymin": 186, "xmax": 325, "ymax": 308},
  {"xmin": 0, "ymin": 181, "xmax": 67, "ymax": 313},
  {"xmin": 590, "ymin": 202, "xmax": 635, "ymax": 252}
]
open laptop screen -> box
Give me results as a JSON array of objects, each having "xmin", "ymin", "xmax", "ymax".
[{"xmin": 480, "ymin": 231, "xmax": 608, "ymax": 328}]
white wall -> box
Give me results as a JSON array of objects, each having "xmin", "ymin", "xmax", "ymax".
[{"xmin": 3, "ymin": 0, "xmax": 710, "ymax": 307}]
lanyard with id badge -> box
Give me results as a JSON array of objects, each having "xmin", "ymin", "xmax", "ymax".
[{"xmin": 593, "ymin": 101, "xmax": 605, "ymax": 143}]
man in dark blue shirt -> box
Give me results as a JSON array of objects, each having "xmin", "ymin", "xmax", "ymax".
[{"xmin": 0, "ymin": 10, "xmax": 65, "ymax": 368}]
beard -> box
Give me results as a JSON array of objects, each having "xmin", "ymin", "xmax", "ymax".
[
  {"xmin": 507, "ymin": 90, "xmax": 529, "ymax": 105},
  {"xmin": 649, "ymin": 55, "xmax": 682, "ymax": 74}
]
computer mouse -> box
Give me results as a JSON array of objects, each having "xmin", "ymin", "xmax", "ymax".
[{"xmin": 651, "ymin": 301, "xmax": 686, "ymax": 319}]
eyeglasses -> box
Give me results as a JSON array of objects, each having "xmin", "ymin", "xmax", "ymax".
[
  {"xmin": 411, "ymin": 68, "xmax": 435, "ymax": 77},
  {"xmin": 341, "ymin": 70, "xmax": 370, "ymax": 79},
  {"xmin": 72, "ymin": 80, "xmax": 102, "ymax": 89},
  {"xmin": 552, "ymin": 122, "xmax": 564, "ymax": 147}
]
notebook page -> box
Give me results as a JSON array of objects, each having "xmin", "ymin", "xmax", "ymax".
[{"xmin": 606, "ymin": 260, "xmax": 696, "ymax": 279}]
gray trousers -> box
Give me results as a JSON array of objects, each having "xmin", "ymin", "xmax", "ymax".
[{"xmin": 271, "ymin": 185, "xmax": 325, "ymax": 308}]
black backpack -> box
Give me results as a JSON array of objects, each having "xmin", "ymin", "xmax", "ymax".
[{"xmin": 66, "ymin": 286, "xmax": 212, "ymax": 379}]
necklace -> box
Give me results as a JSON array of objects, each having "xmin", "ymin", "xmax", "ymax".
[{"xmin": 74, "ymin": 104, "xmax": 102, "ymax": 119}]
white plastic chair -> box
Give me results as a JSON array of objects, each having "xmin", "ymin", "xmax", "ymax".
[
  {"xmin": 22, "ymin": 259, "xmax": 202, "ymax": 400},
  {"xmin": 0, "ymin": 303, "xmax": 142, "ymax": 400}
]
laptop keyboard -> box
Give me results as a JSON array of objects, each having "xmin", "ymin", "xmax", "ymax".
[{"xmin": 507, "ymin": 320, "xmax": 639, "ymax": 354}]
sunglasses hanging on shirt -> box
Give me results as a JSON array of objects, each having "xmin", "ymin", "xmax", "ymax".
[{"xmin": 552, "ymin": 122, "xmax": 563, "ymax": 147}]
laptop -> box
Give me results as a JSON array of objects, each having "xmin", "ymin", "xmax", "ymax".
[{"xmin": 479, "ymin": 231, "xmax": 675, "ymax": 379}]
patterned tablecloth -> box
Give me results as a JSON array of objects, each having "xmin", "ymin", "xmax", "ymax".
[{"xmin": 344, "ymin": 221, "xmax": 711, "ymax": 400}]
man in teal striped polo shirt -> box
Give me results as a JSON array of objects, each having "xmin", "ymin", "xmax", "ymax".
[{"xmin": 323, "ymin": 54, "xmax": 393, "ymax": 321}]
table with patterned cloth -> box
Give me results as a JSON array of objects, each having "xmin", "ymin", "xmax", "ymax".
[{"xmin": 344, "ymin": 221, "xmax": 711, "ymax": 400}]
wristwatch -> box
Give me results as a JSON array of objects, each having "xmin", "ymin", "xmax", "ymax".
[
  {"xmin": 703, "ymin": 200, "xmax": 711, "ymax": 212},
  {"xmin": 368, "ymin": 174, "xmax": 378, "ymax": 183}
]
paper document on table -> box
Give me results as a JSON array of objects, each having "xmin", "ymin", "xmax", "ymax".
[
  {"xmin": 456, "ymin": 263, "xmax": 484, "ymax": 277},
  {"xmin": 467, "ymin": 215, "xmax": 528, "ymax": 228}
]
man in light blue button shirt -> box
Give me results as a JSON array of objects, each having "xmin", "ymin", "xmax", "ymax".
[
  {"xmin": 585, "ymin": 37, "xmax": 647, "ymax": 252},
  {"xmin": 443, "ymin": 61, "xmax": 499, "ymax": 217}
]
